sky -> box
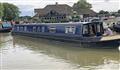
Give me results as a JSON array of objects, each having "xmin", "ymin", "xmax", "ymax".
[{"xmin": 0, "ymin": 0, "xmax": 120, "ymax": 16}]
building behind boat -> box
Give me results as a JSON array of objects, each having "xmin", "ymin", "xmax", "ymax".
[{"xmin": 32, "ymin": 3, "xmax": 96, "ymax": 23}]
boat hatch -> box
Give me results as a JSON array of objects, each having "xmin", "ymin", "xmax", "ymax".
[{"xmin": 82, "ymin": 22, "xmax": 104, "ymax": 37}]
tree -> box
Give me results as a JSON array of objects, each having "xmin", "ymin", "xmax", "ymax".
[
  {"xmin": 73, "ymin": 0, "xmax": 92, "ymax": 11},
  {"xmin": 19, "ymin": 16, "xmax": 32, "ymax": 22},
  {"xmin": 99, "ymin": 10, "xmax": 110, "ymax": 14},
  {"xmin": 98, "ymin": 10, "xmax": 110, "ymax": 17},
  {"xmin": 0, "ymin": 3, "xmax": 4, "ymax": 20},
  {"xmin": 104, "ymin": 11, "xmax": 109, "ymax": 14},
  {"xmin": 99, "ymin": 10, "xmax": 105, "ymax": 14},
  {"xmin": 2, "ymin": 3, "xmax": 20, "ymax": 21},
  {"xmin": 118, "ymin": 10, "xmax": 120, "ymax": 14}
]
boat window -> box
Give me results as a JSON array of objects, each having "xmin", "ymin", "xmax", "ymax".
[
  {"xmin": 24, "ymin": 26, "xmax": 27, "ymax": 32},
  {"xmin": 65, "ymin": 26, "xmax": 76, "ymax": 34},
  {"xmin": 20, "ymin": 26, "xmax": 24, "ymax": 31},
  {"xmin": 89, "ymin": 24, "xmax": 96, "ymax": 35},
  {"xmin": 82, "ymin": 25, "xmax": 89, "ymax": 35},
  {"xmin": 42, "ymin": 27, "xmax": 45, "ymax": 32},
  {"xmin": 17, "ymin": 26, "xmax": 19, "ymax": 31},
  {"xmin": 97, "ymin": 24, "xmax": 101, "ymax": 32},
  {"xmin": 37, "ymin": 27, "xmax": 41, "ymax": 32},
  {"xmin": 33, "ymin": 26, "xmax": 36, "ymax": 32},
  {"xmin": 65, "ymin": 27, "xmax": 69, "ymax": 33},
  {"xmin": 19, "ymin": 26, "xmax": 21, "ymax": 31},
  {"xmin": 94, "ymin": 22, "xmax": 104, "ymax": 36},
  {"xmin": 49, "ymin": 27, "xmax": 56, "ymax": 33},
  {"xmin": 2, "ymin": 22, "xmax": 12, "ymax": 28}
]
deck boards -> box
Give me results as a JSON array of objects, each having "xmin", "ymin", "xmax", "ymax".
[{"xmin": 100, "ymin": 35, "xmax": 120, "ymax": 41}]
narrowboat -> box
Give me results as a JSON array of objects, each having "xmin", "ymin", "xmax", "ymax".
[
  {"xmin": 12, "ymin": 21, "xmax": 120, "ymax": 48},
  {"xmin": 0, "ymin": 22, "xmax": 12, "ymax": 32}
]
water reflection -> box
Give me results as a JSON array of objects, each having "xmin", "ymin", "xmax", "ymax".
[
  {"xmin": 13, "ymin": 36, "xmax": 119, "ymax": 65},
  {"xmin": 0, "ymin": 33, "xmax": 120, "ymax": 70}
]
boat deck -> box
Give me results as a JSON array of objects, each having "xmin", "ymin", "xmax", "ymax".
[{"xmin": 101, "ymin": 34, "xmax": 120, "ymax": 41}]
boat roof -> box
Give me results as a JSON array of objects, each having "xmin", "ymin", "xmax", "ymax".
[
  {"xmin": 15, "ymin": 21, "xmax": 102, "ymax": 26},
  {"xmin": 38, "ymin": 22, "xmax": 90, "ymax": 25}
]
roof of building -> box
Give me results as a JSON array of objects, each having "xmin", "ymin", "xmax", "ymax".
[
  {"xmin": 34, "ymin": 3, "xmax": 96, "ymax": 17},
  {"xmin": 34, "ymin": 4, "xmax": 73, "ymax": 16}
]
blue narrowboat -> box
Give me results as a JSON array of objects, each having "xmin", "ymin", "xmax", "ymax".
[
  {"xmin": 12, "ymin": 21, "xmax": 120, "ymax": 48},
  {"xmin": 0, "ymin": 22, "xmax": 12, "ymax": 32}
]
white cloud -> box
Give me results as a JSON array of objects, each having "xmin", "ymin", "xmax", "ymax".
[{"xmin": 91, "ymin": 1, "xmax": 119, "ymax": 12}]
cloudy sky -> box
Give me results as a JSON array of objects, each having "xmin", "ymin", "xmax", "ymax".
[{"xmin": 0, "ymin": 0, "xmax": 120, "ymax": 16}]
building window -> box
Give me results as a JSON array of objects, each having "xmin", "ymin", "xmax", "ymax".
[
  {"xmin": 49, "ymin": 27, "xmax": 56, "ymax": 33},
  {"xmin": 65, "ymin": 26, "xmax": 76, "ymax": 34}
]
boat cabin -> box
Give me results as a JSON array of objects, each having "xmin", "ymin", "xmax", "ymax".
[{"xmin": 13, "ymin": 21, "xmax": 104, "ymax": 37}]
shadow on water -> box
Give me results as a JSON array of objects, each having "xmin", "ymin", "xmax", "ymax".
[{"xmin": 12, "ymin": 35, "xmax": 120, "ymax": 67}]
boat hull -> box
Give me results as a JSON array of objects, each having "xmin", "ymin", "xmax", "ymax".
[
  {"xmin": 12, "ymin": 32, "xmax": 120, "ymax": 48},
  {"xmin": 81, "ymin": 40, "xmax": 119, "ymax": 49},
  {"xmin": 0, "ymin": 28, "xmax": 12, "ymax": 32}
]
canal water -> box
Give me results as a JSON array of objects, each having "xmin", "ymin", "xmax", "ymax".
[{"xmin": 0, "ymin": 33, "xmax": 119, "ymax": 70}]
